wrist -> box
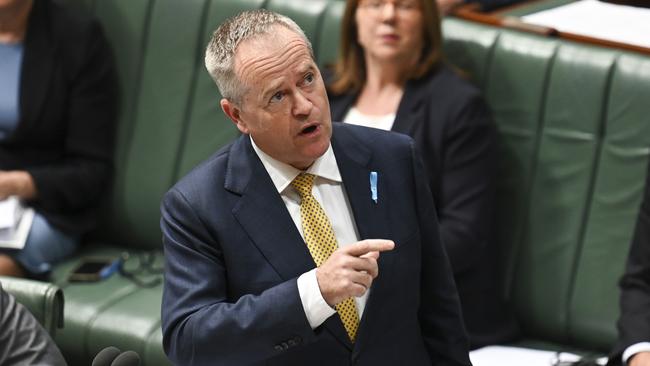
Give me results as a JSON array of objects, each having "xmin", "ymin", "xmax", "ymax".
[
  {"xmin": 10, "ymin": 171, "xmax": 37, "ymax": 199},
  {"xmin": 315, "ymin": 268, "xmax": 335, "ymax": 308},
  {"xmin": 630, "ymin": 351, "xmax": 650, "ymax": 366}
]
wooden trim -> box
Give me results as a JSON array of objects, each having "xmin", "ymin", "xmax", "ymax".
[
  {"xmin": 558, "ymin": 31, "xmax": 650, "ymax": 55},
  {"xmin": 450, "ymin": 3, "xmax": 650, "ymax": 56}
]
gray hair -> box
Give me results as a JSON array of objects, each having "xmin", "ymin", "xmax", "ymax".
[{"xmin": 204, "ymin": 9, "xmax": 313, "ymax": 105}]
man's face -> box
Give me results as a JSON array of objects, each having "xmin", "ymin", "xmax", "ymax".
[{"xmin": 221, "ymin": 26, "xmax": 332, "ymax": 170}]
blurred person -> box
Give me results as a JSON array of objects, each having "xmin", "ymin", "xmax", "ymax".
[
  {"xmin": 0, "ymin": 0, "xmax": 117, "ymax": 278},
  {"xmin": 328, "ymin": 0, "xmax": 518, "ymax": 349}
]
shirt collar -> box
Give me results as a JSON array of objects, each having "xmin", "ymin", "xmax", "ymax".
[{"xmin": 250, "ymin": 136, "xmax": 342, "ymax": 194}]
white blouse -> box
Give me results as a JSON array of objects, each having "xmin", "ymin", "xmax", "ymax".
[{"xmin": 343, "ymin": 107, "xmax": 396, "ymax": 131}]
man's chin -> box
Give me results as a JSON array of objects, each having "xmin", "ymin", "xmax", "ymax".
[{"xmin": 291, "ymin": 145, "xmax": 329, "ymax": 170}]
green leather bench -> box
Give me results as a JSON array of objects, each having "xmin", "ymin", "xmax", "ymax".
[
  {"xmin": 37, "ymin": 0, "xmax": 650, "ymax": 364},
  {"xmin": 444, "ymin": 16, "xmax": 650, "ymax": 353}
]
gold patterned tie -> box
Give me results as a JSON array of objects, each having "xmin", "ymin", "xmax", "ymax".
[{"xmin": 291, "ymin": 173, "xmax": 359, "ymax": 342}]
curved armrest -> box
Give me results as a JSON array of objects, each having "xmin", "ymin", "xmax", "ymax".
[{"xmin": 0, "ymin": 276, "xmax": 64, "ymax": 336}]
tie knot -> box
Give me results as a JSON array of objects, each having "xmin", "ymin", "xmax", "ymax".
[{"xmin": 291, "ymin": 173, "xmax": 316, "ymax": 199}]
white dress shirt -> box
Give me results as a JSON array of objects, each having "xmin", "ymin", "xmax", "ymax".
[{"xmin": 250, "ymin": 137, "xmax": 368, "ymax": 329}]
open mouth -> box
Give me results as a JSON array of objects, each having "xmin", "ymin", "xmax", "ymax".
[{"xmin": 300, "ymin": 124, "xmax": 319, "ymax": 135}]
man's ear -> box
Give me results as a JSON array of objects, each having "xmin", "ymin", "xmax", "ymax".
[{"xmin": 220, "ymin": 98, "xmax": 249, "ymax": 134}]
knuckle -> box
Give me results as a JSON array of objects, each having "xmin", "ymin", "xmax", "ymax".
[
  {"xmin": 365, "ymin": 273, "xmax": 373, "ymax": 283},
  {"xmin": 354, "ymin": 286, "xmax": 366, "ymax": 297},
  {"xmin": 340, "ymin": 256, "xmax": 353, "ymax": 268}
]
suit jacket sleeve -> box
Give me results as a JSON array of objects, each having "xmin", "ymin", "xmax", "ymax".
[
  {"xmin": 161, "ymin": 187, "xmax": 316, "ymax": 366},
  {"xmin": 610, "ymin": 167, "xmax": 650, "ymax": 365},
  {"xmin": 410, "ymin": 141, "xmax": 472, "ymax": 366},
  {"xmin": 436, "ymin": 93, "xmax": 496, "ymax": 276}
]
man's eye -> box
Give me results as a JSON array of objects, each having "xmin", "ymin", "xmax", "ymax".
[
  {"xmin": 270, "ymin": 91, "xmax": 284, "ymax": 103},
  {"xmin": 304, "ymin": 73, "xmax": 315, "ymax": 84}
]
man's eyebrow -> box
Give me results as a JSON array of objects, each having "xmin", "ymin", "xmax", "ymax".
[
  {"xmin": 299, "ymin": 63, "xmax": 317, "ymax": 74},
  {"xmin": 261, "ymin": 79, "xmax": 284, "ymax": 100}
]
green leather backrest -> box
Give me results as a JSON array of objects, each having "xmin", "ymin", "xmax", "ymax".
[
  {"xmin": 442, "ymin": 19, "xmax": 500, "ymax": 89},
  {"xmin": 568, "ymin": 54, "xmax": 650, "ymax": 349},
  {"xmin": 444, "ymin": 17, "xmax": 650, "ymax": 350},
  {"xmin": 316, "ymin": 0, "xmax": 345, "ymax": 69},
  {"xmin": 174, "ymin": 0, "xmax": 266, "ymax": 178},
  {"xmin": 79, "ymin": 0, "xmax": 226, "ymax": 250},
  {"xmin": 514, "ymin": 42, "xmax": 616, "ymax": 344},
  {"xmin": 487, "ymin": 31, "xmax": 558, "ymax": 318}
]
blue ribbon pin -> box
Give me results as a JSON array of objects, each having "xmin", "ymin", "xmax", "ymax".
[{"xmin": 370, "ymin": 171, "xmax": 378, "ymax": 204}]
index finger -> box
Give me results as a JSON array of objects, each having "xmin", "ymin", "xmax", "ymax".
[{"xmin": 345, "ymin": 239, "xmax": 395, "ymax": 257}]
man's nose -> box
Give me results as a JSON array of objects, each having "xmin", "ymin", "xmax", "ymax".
[{"xmin": 292, "ymin": 90, "xmax": 313, "ymax": 118}]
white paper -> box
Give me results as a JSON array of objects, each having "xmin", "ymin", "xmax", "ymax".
[
  {"xmin": 0, "ymin": 200, "xmax": 34, "ymax": 250},
  {"xmin": 522, "ymin": 0, "xmax": 650, "ymax": 49},
  {"xmin": 0, "ymin": 196, "xmax": 22, "ymax": 229},
  {"xmin": 470, "ymin": 345, "xmax": 607, "ymax": 366}
]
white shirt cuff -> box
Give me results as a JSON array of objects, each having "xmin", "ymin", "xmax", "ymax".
[
  {"xmin": 623, "ymin": 342, "xmax": 650, "ymax": 364},
  {"xmin": 297, "ymin": 269, "xmax": 336, "ymax": 329}
]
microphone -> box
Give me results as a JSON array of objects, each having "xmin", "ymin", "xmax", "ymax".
[
  {"xmin": 111, "ymin": 350, "xmax": 141, "ymax": 366},
  {"xmin": 92, "ymin": 346, "xmax": 121, "ymax": 366}
]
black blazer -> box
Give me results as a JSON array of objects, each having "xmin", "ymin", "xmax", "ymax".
[
  {"xmin": 0, "ymin": 0, "xmax": 117, "ymax": 235},
  {"xmin": 329, "ymin": 64, "xmax": 518, "ymax": 348},
  {"xmin": 609, "ymin": 161, "xmax": 650, "ymax": 365},
  {"xmin": 161, "ymin": 123, "xmax": 471, "ymax": 365}
]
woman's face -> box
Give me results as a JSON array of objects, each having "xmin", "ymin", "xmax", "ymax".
[{"xmin": 354, "ymin": 0, "xmax": 424, "ymax": 65}]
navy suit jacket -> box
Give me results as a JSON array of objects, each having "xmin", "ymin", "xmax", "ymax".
[{"xmin": 161, "ymin": 123, "xmax": 471, "ymax": 366}]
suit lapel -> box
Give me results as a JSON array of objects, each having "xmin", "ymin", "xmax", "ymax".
[
  {"xmin": 18, "ymin": 0, "xmax": 53, "ymax": 136},
  {"xmin": 332, "ymin": 126, "xmax": 391, "ymax": 243},
  {"xmin": 227, "ymin": 137, "xmax": 315, "ymax": 282},
  {"xmin": 331, "ymin": 125, "xmax": 398, "ymax": 352}
]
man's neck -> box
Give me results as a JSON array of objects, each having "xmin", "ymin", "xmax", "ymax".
[{"xmin": 0, "ymin": 0, "xmax": 34, "ymax": 43}]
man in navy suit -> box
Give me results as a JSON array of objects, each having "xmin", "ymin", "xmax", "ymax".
[{"xmin": 160, "ymin": 9, "xmax": 471, "ymax": 366}]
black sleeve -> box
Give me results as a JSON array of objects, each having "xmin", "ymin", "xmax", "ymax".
[
  {"xmin": 27, "ymin": 19, "xmax": 117, "ymax": 213},
  {"xmin": 437, "ymin": 93, "xmax": 497, "ymax": 276}
]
